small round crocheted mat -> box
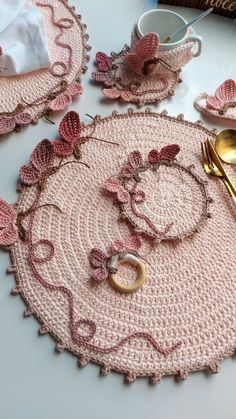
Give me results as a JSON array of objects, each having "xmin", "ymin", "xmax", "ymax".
[
  {"xmin": 0, "ymin": 0, "xmax": 90, "ymax": 137},
  {"xmin": 92, "ymin": 29, "xmax": 195, "ymax": 105},
  {"xmin": 7, "ymin": 110, "xmax": 236, "ymax": 382}
]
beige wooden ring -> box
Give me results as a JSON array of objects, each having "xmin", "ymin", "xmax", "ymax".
[{"xmin": 109, "ymin": 253, "xmax": 145, "ymax": 294}]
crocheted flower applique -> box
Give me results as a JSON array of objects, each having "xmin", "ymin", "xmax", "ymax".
[
  {"xmin": 0, "ymin": 199, "xmax": 18, "ymax": 246},
  {"xmin": 48, "ymin": 81, "xmax": 83, "ymax": 112},
  {"xmin": 206, "ymin": 79, "xmax": 236, "ymax": 115},
  {"xmin": 89, "ymin": 235, "xmax": 142, "ymax": 282}
]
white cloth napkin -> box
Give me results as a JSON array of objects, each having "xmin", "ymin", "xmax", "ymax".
[{"xmin": 0, "ymin": 0, "xmax": 51, "ymax": 76}]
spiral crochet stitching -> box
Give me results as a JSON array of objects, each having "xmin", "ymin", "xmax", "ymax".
[{"xmin": 7, "ymin": 109, "xmax": 236, "ymax": 382}]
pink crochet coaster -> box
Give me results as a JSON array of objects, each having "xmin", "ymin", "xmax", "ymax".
[
  {"xmin": 2, "ymin": 109, "xmax": 236, "ymax": 383},
  {"xmin": 0, "ymin": 0, "xmax": 90, "ymax": 137},
  {"xmin": 194, "ymin": 79, "xmax": 236, "ymax": 124},
  {"xmin": 92, "ymin": 28, "xmax": 195, "ymax": 105}
]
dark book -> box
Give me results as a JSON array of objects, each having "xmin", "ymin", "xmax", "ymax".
[{"xmin": 158, "ymin": 0, "xmax": 236, "ymax": 18}]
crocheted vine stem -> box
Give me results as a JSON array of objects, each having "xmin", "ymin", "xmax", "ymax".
[
  {"xmin": 25, "ymin": 189, "xmax": 181, "ymax": 355},
  {"xmin": 104, "ymin": 146, "xmax": 211, "ymax": 243},
  {"xmin": 37, "ymin": 2, "xmax": 74, "ymax": 77}
]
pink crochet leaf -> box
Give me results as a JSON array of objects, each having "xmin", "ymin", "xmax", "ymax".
[
  {"xmin": 207, "ymin": 79, "xmax": 236, "ymax": 111},
  {"xmin": 92, "ymin": 71, "xmax": 114, "ymax": 86},
  {"xmin": 96, "ymin": 52, "xmax": 112, "ymax": 72},
  {"xmin": 135, "ymin": 33, "xmax": 159, "ymax": 61},
  {"xmin": 124, "ymin": 235, "xmax": 142, "ymax": 251},
  {"xmin": 112, "ymin": 239, "xmax": 125, "ymax": 253},
  {"xmin": 116, "ymin": 188, "xmax": 130, "ymax": 203},
  {"xmin": 112, "ymin": 235, "xmax": 142, "ymax": 252},
  {"xmin": 128, "ymin": 151, "xmax": 143, "ymax": 169},
  {"xmin": 103, "ymin": 88, "xmax": 133, "ymax": 101},
  {"xmin": 14, "ymin": 112, "xmax": 32, "ymax": 126},
  {"xmin": 159, "ymin": 144, "xmax": 180, "ymax": 160},
  {"xmin": 0, "ymin": 199, "xmax": 18, "ymax": 246},
  {"xmin": 103, "ymin": 88, "xmax": 121, "ymax": 99},
  {"xmin": 66, "ymin": 81, "xmax": 83, "ymax": 97},
  {"xmin": 19, "ymin": 164, "xmax": 40, "ymax": 185},
  {"xmin": 91, "ymin": 266, "xmax": 108, "ymax": 282},
  {"xmin": 20, "ymin": 140, "xmax": 54, "ymax": 185},
  {"xmin": 49, "ymin": 93, "xmax": 72, "ymax": 111},
  {"xmin": 0, "ymin": 199, "xmax": 17, "ymax": 228},
  {"xmin": 148, "ymin": 145, "xmax": 180, "ymax": 163},
  {"xmin": 120, "ymin": 91, "xmax": 133, "ymax": 101},
  {"xmin": 125, "ymin": 53, "xmax": 143, "ymax": 73},
  {"xmin": 148, "ymin": 149, "xmax": 160, "ymax": 164},
  {"xmin": 0, "ymin": 224, "xmax": 18, "ymax": 246},
  {"xmin": 121, "ymin": 164, "xmax": 134, "ymax": 178},
  {"xmin": 59, "ymin": 111, "xmax": 81, "ymax": 144},
  {"xmin": 104, "ymin": 177, "xmax": 122, "ymax": 193},
  {"xmin": 133, "ymin": 191, "xmax": 145, "ymax": 203},
  {"xmin": 53, "ymin": 140, "xmax": 74, "ymax": 157},
  {"xmin": 206, "ymin": 96, "xmax": 222, "ymax": 111},
  {"xmin": 30, "ymin": 139, "xmax": 54, "ymax": 173},
  {"xmin": 104, "ymin": 177, "xmax": 130, "ymax": 202},
  {"xmin": 89, "ymin": 248, "xmax": 107, "ymax": 268},
  {"xmin": 215, "ymin": 79, "xmax": 236, "ymax": 101},
  {"xmin": 49, "ymin": 82, "xmax": 82, "ymax": 111},
  {"xmin": 0, "ymin": 116, "xmax": 15, "ymax": 135}
]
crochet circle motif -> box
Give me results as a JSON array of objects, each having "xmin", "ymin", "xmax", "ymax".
[{"xmin": 104, "ymin": 148, "xmax": 211, "ymax": 243}]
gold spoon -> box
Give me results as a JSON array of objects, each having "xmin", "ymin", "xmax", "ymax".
[{"xmin": 215, "ymin": 129, "xmax": 236, "ymax": 165}]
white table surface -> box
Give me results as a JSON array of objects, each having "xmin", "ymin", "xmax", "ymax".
[{"xmin": 0, "ymin": 1, "xmax": 236, "ymax": 418}]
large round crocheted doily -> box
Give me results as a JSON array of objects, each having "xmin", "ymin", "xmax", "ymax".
[
  {"xmin": 6, "ymin": 110, "xmax": 236, "ymax": 383},
  {"xmin": 0, "ymin": 0, "xmax": 90, "ymax": 137}
]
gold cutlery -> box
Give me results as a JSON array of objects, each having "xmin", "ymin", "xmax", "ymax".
[
  {"xmin": 201, "ymin": 141, "xmax": 236, "ymax": 206},
  {"xmin": 215, "ymin": 129, "xmax": 236, "ymax": 165}
]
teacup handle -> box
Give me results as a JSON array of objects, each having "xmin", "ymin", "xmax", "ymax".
[{"xmin": 185, "ymin": 34, "xmax": 202, "ymax": 57}]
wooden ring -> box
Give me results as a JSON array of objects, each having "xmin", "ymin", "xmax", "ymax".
[{"xmin": 109, "ymin": 253, "xmax": 145, "ymax": 294}]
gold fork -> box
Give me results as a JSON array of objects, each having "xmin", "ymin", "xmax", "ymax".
[{"xmin": 201, "ymin": 142, "xmax": 236, "ymax": 206}]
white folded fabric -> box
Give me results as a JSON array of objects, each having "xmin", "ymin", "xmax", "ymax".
[{"xmin": 0, "ymin": 0, "xmax": 51, "ymax": 76}]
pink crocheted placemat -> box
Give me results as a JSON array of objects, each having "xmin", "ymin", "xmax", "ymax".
[
  {"xmin": 0, "ymin": 0, "xmax": 90, "ymax": 137},
  {"xmin": 3, "ymin": 110, "xmax": 236, "ymax": 383}
]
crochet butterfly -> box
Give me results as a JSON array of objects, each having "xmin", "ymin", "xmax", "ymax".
[
  {"xmin": 148, "ymin": 145, "xmax": 180, "ymax": 164},
  {"xmin": 206, "ymin": 79, "xmax": 236, "ymax": 113},
  {"xmin": 89, "ymin": 236, "xmax": 142, "ymax": 282},
  {"xmin": 104, "ymin": 176, "xmax": 145, "ymax": 204},
  {"xmin": 0, "ymin": 199, "xmax": 18, "ymax": 246},
  {"xmin": 0, "ymin": 111, "xmax": 32, "ymax": 136},
  {"xmin": 52, "ymin": 111, "xmax": 82, "ymax": 157},
  {"xmin": 20, "ymin": 139, "xmax": 55, "ymax": 186},
  {"xmin": 125, "ymin": 32, "xmax": 159, "ymax": 75},
  {"xmin": 48, "ymin": 81, "xmax": 83, "ymax": 112},
  {"xmin": 96, "ymin": 52, "xmax": 112, "ymax": 72}
]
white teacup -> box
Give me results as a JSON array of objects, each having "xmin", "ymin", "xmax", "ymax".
[{"xmin": 136, "ymin": 9, "xmax": 202, "ymax": 57}]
